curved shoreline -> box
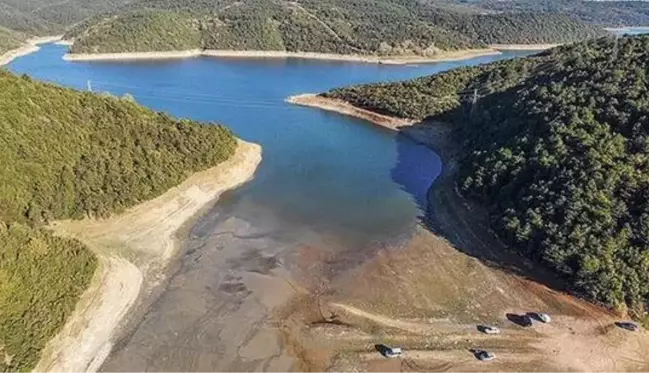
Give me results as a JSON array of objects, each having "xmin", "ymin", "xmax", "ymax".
[
  {"xmin": 62, "ymin": 48, "xmax": 502, "ymax": 65},
  {"xmin": 0, "ymin": 35, "xmax": 63, "ymax": 66},
  {"xmin": 34, "ymin": 139, "xmax": 262, "ymax": 372},
  {"xmin": 283, "ymin": 95, "xmax": 649, "ymax": 373},
  {"xmin": 287, "ymin": 94, "xmax": 414, "ymax": 130},
  {"xmin": 490, "ymin": 43, "xmax": 561, "ymax": 51}
]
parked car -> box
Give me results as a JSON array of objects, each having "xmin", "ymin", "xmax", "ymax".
[
  {"xmin": 478, "ymin": 325, "xmax": 501, "ymax": 334},
  {"xmin": 384, "ymin": 347, "xmax": 403, "ymax": 358},
  {"xmin": 520, "ymin": 314, "xmax": 533, "ymax": 327},
  {"xmin": 616, "ymin": 322, "xmax": 639, "ymax": 332},
  {"xmin": 474, "ymin": 350, "xmax": 496, "ymax": 361},
  {"xmin": 536, "ymin": 312, "xmax": 551, "ymax": 323},
  {"xmin": 506, "ymin": 313, "xmax": 533, "ymax": 327}
]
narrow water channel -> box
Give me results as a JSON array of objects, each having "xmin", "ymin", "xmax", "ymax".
[{"xmin": 9, "ymin": 45, "xmax": 538, "ymax": 370}]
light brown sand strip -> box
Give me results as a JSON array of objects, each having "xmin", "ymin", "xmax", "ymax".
[
  {"xmin": 286, "ymin": 94, "xmax": 414, "ymax": 131},
  {"xmin": 490, "ymin": 43, "xmax": 560, "ymax": 51},
  {"xmin": 63, "ymin": 48, "xmax": 501, "ymax": 65},
  {"xmin": 0, "ymin": 35, "xmax": 63, "ymax": 66}
]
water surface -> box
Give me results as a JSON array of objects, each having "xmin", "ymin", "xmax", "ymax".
[
  {"xmin": 9, "ymin": 45, "xmax": 538, "ymax": 370},
  {"xmin": 10, "ymin": 45, "xmax": 536, "ymax": 247}
]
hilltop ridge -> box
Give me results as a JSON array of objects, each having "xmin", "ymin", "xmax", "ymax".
[{"xmin": 64, "ymin": 0, "xmax": 606, "ymax": 57}]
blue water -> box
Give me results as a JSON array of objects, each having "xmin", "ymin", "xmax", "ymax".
[{"xmin": 8, "ymin": 45, "xmax": 537, "ymax": 249}]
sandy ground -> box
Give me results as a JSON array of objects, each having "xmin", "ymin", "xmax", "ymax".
[
  {"xmin": 287, "ymin": 94, "xmax": 414, "ymax": 130},
  {"xmin": 0, "ymin": 35, "xmax": 63, "ymax": 66},
  {"xmin": 62, "ymin": 48, "xmax": 501, "ymax": 65},
  {"xmin": 489, "ymin": 43, "xmax": 560, "ymax": 50},
  {"xmin": 33, "ymin": 140, "xmax": 262, "ymax": 372},
  {"xmin": 605, "ymin": 27, "xmax": 649, "ymax": 32},
  {"xmin": 54, "ymin": 39, "xmax": 74, "ymax": 46},
  {"xmin": 284, "ymin": 95, "xmax": 649, "ymax": 372}
]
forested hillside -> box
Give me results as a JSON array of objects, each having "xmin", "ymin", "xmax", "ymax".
[
  {"xmin": 325, "ymin": 35, "xmax": 649, "ymax": 313},
  {"xmin": 0, "ymin": 25, "xmax": 21, "ymax": 54},
  {"xmin": 441, "ymin": 0, "xmax": 649, "ymax": 27},
  {"xmin": 0, "ymin": 0, "xmax": 132, "ymax": 34},
  {"xmin": 0, "ymin": 71, "xmax": 236, "ymax": 371},
  {"xmin": 66, "ymin": 0, "xmax": 606, "ymax": 55}
]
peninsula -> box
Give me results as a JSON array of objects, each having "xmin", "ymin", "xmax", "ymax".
[
  {"xmin": 291, "ymin": 35, "xmax": 649, "ymax": 314},
  {"xmin": 0, "ymin": 69, "xmax": 261, "ymax": 371}
]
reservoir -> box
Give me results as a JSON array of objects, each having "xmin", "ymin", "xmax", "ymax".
[{"xmin": 9, "ymin": 45, "xmax": 537, "ymax": 371}]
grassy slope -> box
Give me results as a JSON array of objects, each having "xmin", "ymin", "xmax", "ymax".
[
  {"xmin": 0, "ymin": 70, "xmax": 237, "ymax": 371},
  {"xmin": 325, "ymin": 35, "xmax": 649, "ymax": 313},
  {"xmin": 66, "ymin": 0, "xmax": 606, "ymax": 55}
]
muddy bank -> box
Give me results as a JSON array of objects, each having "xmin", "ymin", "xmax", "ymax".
[
  {"xmin": 0, "ymin": 35, "xmax": 63, "ymax": 66},
  {"xmin": 63, "ymin": 48, "xmax": 500, "ymax": 65},
  {"xmin": 34, "ymin": 140, "xmax": 262, "ymax": 372}
]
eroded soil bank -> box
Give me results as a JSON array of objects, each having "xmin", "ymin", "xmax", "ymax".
[{"xmin": 283, "ymin": 96, "xmax": 649, "ymax": 372}]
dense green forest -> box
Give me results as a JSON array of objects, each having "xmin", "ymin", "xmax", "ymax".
[
  {"xmin": 326, "ymin": 35, "xmax": 649, "ymax": 313},
  {"xmin": 66, "ymin": 0, "xmax": 606, "ymax": 55},
  {"xmin": 441, "ymin": 0, "xmax": 649, "ymax": 27},
  {"xmin": 0, "ymin": 70, "xmax": 237, "ymax": 371},
  {"xmin": 0, "ymin": 0, "xmax": 131, "ymax": 34}
]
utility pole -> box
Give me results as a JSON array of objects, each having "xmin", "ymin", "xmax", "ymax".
[{"xmin": 87, "ymin": 80, "xmax": 92, "ymax": 92}]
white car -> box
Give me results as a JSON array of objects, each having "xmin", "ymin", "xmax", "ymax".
[
  {"xmin": 384, "ymin": 347, "xmax": 402, "ymax": 358},
  {"xmin": 480, "ymin": 325, "xmax": 501, "ymax": 334},
  {"xmin": 475, "ymin": 350, "xmax": 496, "ymax": 361},
  {"xmin": 536, "ymin": 312, "xmax": 551, "ymax": 323}
]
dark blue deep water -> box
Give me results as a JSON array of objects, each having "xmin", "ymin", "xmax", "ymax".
[{"xmin": 9, "ymin": 45, "xmax": 536, "ymax": 250}]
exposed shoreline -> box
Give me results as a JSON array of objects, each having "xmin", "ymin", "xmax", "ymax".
[
  {"xmin": 34, "ymin": 139, "xmax": 262, "ymax": 372},
  {"xmin": 0, "ymin": 35, "xmax": 63, "ymax": 66},
  {"xmin": 287, "ymin": 94, "xmax": 414, "ymax": 130},
  {"xmin": 283, "ymin": 95, "xmax": 649, "ymax": 373},
  {"xmin": 62, "ymin": 48, "xmax": 502, "ymax": 65},
  {"xmin": 605, "ymin": 26, "xmax": 649, "ymax": 32},
  {"xmin": 490, "ymin": 43, "xmax": 560, "ymax": 51}
]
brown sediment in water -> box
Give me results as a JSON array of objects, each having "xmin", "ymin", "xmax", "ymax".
[{"xmin": 34, "ymin": 140, "xmax": 262, "ymax": 372}]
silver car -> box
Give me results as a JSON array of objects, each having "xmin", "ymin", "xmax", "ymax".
[
  {"xmin": 479, "ymin": 325, "xmax": 501, "ymax": 334},
  {"xmin": 536, "ymin": 312, "xmax": 551, "ymax": 323},
  {"xmin": 475, "ymin": 350, "xmax": 496, "ymax": 361}
]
